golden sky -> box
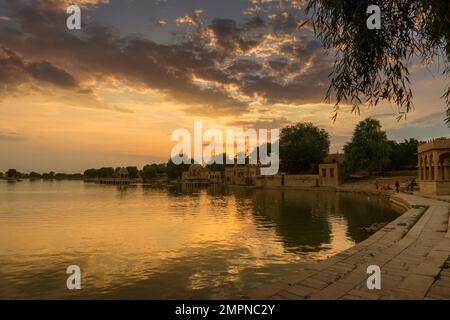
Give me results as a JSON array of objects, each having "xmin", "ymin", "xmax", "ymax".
[{"xmin": 0, "ymin": 0, "xmax": 448, "ymax": 172}]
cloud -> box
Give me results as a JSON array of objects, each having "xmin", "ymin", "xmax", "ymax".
[
  {"xmin": 0, "ymin": 47, "xmax": 29, "ymax": 97},
  {"xmin": 403, "ymin": 111, "xmax": 447, "ymax": 128},
  {"xmin": 209, "ymin": 18, "xmax": 244, "ymax": 51},
  {"xmin": 225, "ymin": 116, "xmax": 292, "ymax": 129},
  {"xmin": 66, "ymin": 0, "xmax": 110, "ymax": 5},
  {"xmin": 0, "ymin": 47, "xmax": 79, "ymax": 88},
  {"xmin": 0, "ymin": 0, "xmax": 331, "ymax": 117},
  {"xmin": 26, "ymin": 61, "xmax": 79, "ymax": 89},
  {"xmin": 0, "ymin": 47, "xmax": 132, "ymax": 113},
  {"xmin": 0, "ymin": 131, "xmax": 26, "ymax": 142}
]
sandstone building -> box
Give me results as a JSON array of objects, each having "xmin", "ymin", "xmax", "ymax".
[{"xmin": 418, "ymin": 138, "xmax": 450, "ymax": 195}]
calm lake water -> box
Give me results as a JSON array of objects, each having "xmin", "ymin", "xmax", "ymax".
[{"xmin": 0, "ymin": 180, "xmax": 399, "ymax": 299}]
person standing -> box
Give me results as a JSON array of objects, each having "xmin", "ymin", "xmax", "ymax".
[{"xmin": 395, "ymin": 181, "xmax": 400, "ymax": 193}]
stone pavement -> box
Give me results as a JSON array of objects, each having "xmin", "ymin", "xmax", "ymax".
[{"xmin": 246, "ymin": 193, "xmax": 450, "ymax": 300}]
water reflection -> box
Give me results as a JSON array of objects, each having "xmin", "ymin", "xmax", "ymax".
[{"xmin": 0, "ymin": 181, "xmax": 398, "ymax": 299}]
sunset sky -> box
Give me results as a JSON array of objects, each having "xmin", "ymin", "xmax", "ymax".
[{"xmin": 0, "ymin": 0, "xmax": 449, "ymax": 173}]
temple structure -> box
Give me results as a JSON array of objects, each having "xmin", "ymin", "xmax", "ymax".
[
  {"xmin": 224, "ymin": 165, "xmax": 259, "ymax": 185},
  {"xmin": 181, "ymin": 164, "xmax": 210, "ymax": 187},
  {"xmin": 418, "ymin": 138, "xmax": 450, "ymax": 195}
]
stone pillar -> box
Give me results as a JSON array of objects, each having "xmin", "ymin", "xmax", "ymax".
[
  {"xmin": 432, "ymin": 162, "xmax": 438, "ymax": 181},
  {"xmin": 430, "ymin": 154, "xmax": 434, "ymax": 180},
  {"xmin": 420, "ymin": 162, "xmax": 424, "ymax": 180}
]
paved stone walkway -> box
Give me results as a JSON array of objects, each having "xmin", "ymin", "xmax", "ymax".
[{"xmin": 247, "ymin": 193, "xmax": 450, "ymax": 300}]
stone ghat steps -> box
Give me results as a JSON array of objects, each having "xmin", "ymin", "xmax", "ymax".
[{"xmin": 246, "ymin": 194, "xmax": 450, "ymax": 300}]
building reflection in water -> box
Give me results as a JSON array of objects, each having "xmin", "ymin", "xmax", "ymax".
[{"xmin": 0, "ymin": 181, "xmax": 398, "ymax": 299}]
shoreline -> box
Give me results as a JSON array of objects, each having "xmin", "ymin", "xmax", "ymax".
[{"xmin": 244, "ymin": 192, "xmax": 450, "ymax": 300}]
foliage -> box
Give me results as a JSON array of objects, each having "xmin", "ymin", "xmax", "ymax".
[
  {"xmin": 83, "ymin": 169, "xmax": 98, "ymax": 178},
  {"xmin": 343, "ymin": 118, "xmax": 390, "ymax": 175},
  {"xmin": 306, "ymin": 0, "xmax": 450, "ymax": 125},
  {"xmin": 166, "ymin": 157, "xmax": 191, "ymax": 180},
  {"xmin": 141, "ymin": 164, "xmax": 158, "ymax": 181},
  {"xmin": 6, "ymin": 169, "xmax": 19, "ymax": 178},
  {"xmin": 83, "ymin": 167, "xmax": 114, "ymax": 178},
  {"xmin": 55, "ymin": 173, "xmax": 83, "ymax": 180},
  {"xmin": 279, "ymin": 122, "xmax": 330, "ymax": 174},
  {"xmin": 29, "ymin": 172, "xmax": 42, "ymax": 179},
  {"xmin": 126, "ymin": 166, "xmax": 139, "ymax": 179},
  {"xmin": 42, "ymin": 171, "xmax": 55, "ymax": 180},
  {"xmin": 386, "ymin": 138, "xmax": 420, "ymax": 170}
]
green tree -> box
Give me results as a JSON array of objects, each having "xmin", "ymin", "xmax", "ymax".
[
  {"xmin": 126, "ymin": 166, "xmax": 139, "ymax": 179},
  {"xmin": 83, "ymin": 169, "xmax": 98, "ymax": 178},
  {"xmin": 156, "ymin": 164, "xmax": 166, "ymax": 174},
  {"xmin": 306, "ymin": 0, "xmax": 450, "ymax": 125},
  {"xmin": 43, "ymin": 171, "xmax": 55, "ymax": 180},
  {"xmin": 280, "ymin": 123, "xmax": 330, "ymax": 174},
  {"xmin": 344, "ymin": 118, "xmax": 390, "ymax": 176},
  {"xmin": 29, "ymin": 172, "xmax": 42, "ymax": 180},
  {"xmin": 97, "ymin": 167, "xmax": 114, "ymax": 178},
  {"xmin": 54, "ymin": 173, "xmax": 82, "ymax": 180},
  {"xmin": 387, "ymin": 138, "xmax": 420, "ymax": 170},
  {"xmin": 141, "ymin": 164, "xmax": 157, "ymax": 181},
  {"xmin": 166, "ymin": 157, "xmax": 191, "ymax": 180},
  {"xmin": 6, "ymin": 169, "xmax": 19, "ymax": 178}
]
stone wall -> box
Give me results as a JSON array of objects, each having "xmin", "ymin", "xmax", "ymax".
[
  {"xmin": 255, "ymin": 174, "xmax": 319, "ymax": 188},
  {"xmin": 419, "ymin": 180, "xmax": 450, "ymax": 196}
]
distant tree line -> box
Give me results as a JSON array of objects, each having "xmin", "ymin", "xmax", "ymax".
[
  {"xmin": 83, "ymin": 165, "xmax": 168, "ymax": 182},
  {"xmin": 0, "ymin": 165, "xmax": 170, "ymax": 182},
  {"xmin": 84, "ymin": 167, "xmax": 140, "ymax": 179},
  {"xmin": 141, "ymin": 164, "xmax": 167, "ymax": 181},
  {"xmin": 147, "ymin": 120, "xmax": 421, "ymax": 179},
  {"xmin": 1, "ymin": 120, "xmax": 421, "ymax": 181},
  {"xmin": 0, "ymin": 169, "xmax": 83, "ymax": 180}
]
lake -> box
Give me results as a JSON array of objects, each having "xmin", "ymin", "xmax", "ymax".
[{"xmin": 0, "ymin": 180, "xmax": 399, "ymax": 299}]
